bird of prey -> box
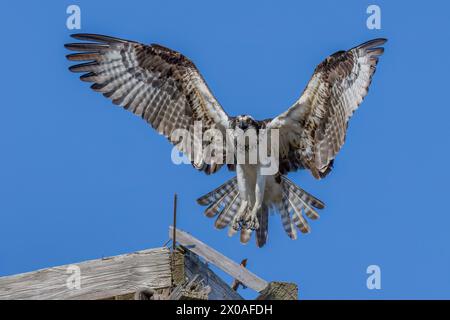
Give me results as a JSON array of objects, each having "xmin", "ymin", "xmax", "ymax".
[{"xmin": 65, "ymin": 34, "xmax": 386, "ymax": 247}]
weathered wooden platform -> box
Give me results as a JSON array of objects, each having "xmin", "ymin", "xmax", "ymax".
[{"xmin": 0, "ymin": 227, "xmax": 298, "ymax": 300}]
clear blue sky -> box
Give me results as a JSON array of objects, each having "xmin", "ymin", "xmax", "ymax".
[{"xmin": 1, "ymin": 0, "xmax": 449, "ymax": 299}]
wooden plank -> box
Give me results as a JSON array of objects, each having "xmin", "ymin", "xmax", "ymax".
[
  {"xmin": 0, "ymin": 247, "xmax": 171, "ymax": 300},
  {"xmin": 171, "ymin": 250, "xmax": 185, "ymax": 286},
  {"xmin": 169, "ymin": 227, "xmax": 268, "ymax": 292},
  {"xmin": 183, "ymin": 249, "xmax": 243, "ymax": 300},
  {"xmin": 168, "ymin": 274, "xmax": 210, "ymax": 300},
  {"xmin": 256, "ymin": 282, "xmax": 298, "ymax": 300}
]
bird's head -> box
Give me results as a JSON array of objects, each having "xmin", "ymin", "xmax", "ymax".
[
  {"xmin": 231, "ymin": 115, "xmax": 258, "ymax": 131},
  {"xmin": 229, "ymin": 115, "xmax": 259, "ymax": 153}
]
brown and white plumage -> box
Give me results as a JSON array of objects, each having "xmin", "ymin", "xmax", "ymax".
[
  {"xmin": 66, "ymin": 34, "xmax": 386, "ymax": 247},
  {"xmin": 268, "ymin": 38, "xmax": 386, "ymax": 178},
  {"xmin": 65, "ymin": 34, "xmax": 229, "ymax": 174}
]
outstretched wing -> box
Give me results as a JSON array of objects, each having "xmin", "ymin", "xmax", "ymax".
[
  {"xmin": 268, "ymin": 39, "xmax": 387, "ymax": 178},
  {"xmin": 65, "ymin": 34, "xmax": 229, "ymax": 174}
]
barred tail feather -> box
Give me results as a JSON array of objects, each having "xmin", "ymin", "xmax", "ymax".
[
  {"xmin": 198, "ymin": 175, "xmax": 325, "ymax": 247},
  {"xmin": 198, "ymin": 177, "xmax": 243, "ymax": 234},
  {"xmin": 286, "ymin": 191, "xmax": 311, "ymax": 234},
  {"xmin": 196, "ymin": 177, "xmax": 238, "ymax": 206},
  {"xmin": 280, "ymin": 177, "xmax": 324, "ymax": 235},
  {"xmin": 255, "ymin": 204, "xmax": 269, "ymax": 247},
  {"xmin": 240, "ymin": 228, "xmax": 252, "ymax": 244},
  {"xmin": 215, "ymin": 192, "xmax": 240, "ymax": 229},
  {"xmin": 292, "ymin": 210, "xmax": 311, "ymax": 234},
  {"xmin": 278, "ymin": 194, "xmax": 297, "ymax": 239},
  {"xmin": 204, "ymin": 190, "xmax": 231, "ymax": 218},
  {"xmin": 281, "ymin": 176, "xmax": 324, "ymax": 210},
  {"xmin": 227, "ymin": 224, "xmax": 238, "ymax": 237},
  {"xmin": 283, "ymin": 188, "xmax": 311, "ymax": 233},
  {"xmin": 281, "ymin": 176, "xmax": 323, "ymax": 220}
]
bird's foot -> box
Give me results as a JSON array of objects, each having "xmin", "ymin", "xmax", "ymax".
[
  {"xmin": 232, "ymin": 200, "xmax": 248, "ymax": 231},
  {"xmin": 231, "ymin": 202, "xmax": 260, "ymax": 230},
  {"xmin": 243, "ymin": 214, "xmax": 259, "ymax": 230},
  {"xmin": 232, "ymin": 219, "xmax": 241, "ymax": 231},
  {"xmin": 243, "ymin": 206, "xmax": 260, "ymax": 230},
  {"xmin": 232, "ymin": 214, "xmax": 246, "ymax": 231},
  {"xmin": 233, "ymin": 207, "xmax": 260, "ymax": 230}
]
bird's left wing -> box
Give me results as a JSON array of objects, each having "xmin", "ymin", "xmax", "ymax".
[
  {"xmin": 268, "ymin": 39, "xmax": 387, "ymax": 178},
  {"xmin": 65, "ymin": 34, "xmax": 229, "ymax": 174}
]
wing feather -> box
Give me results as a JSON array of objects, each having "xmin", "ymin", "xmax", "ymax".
[
  {"xmin": 268, "ymin": 39, "xmax": 387, "ymax": 178},
  {"xmin": 65, "ymin": 33, "xmax": 229, "ymax": 174}
]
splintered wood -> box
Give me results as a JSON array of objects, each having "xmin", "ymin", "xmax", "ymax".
[{"xmin": 0, "ymin": 247, "xmax": 171, "ymax": 300}]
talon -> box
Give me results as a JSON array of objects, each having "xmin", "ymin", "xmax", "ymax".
[
  {"xmin": 231, "ymin": 200, "xmax": 248, "ymax": 231},
  {"xmin": 254, "ymin": 219, "xmax": 260, "ymax": 230},
  {"xmin": 244, "ymin": 206, "xmax": 260, "ymax": 230},
  {"xmin": 245, "ymin": 215, "xmax": 259, "ymax": 230}
]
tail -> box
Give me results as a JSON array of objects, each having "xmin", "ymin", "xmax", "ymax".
[
  {"xmin": 197, "ymin": 176, "xmax": 325, "ymax": 248},
  {"xmin": 279, "ymin": 176, "xmax": 324, "ymax": 235},
  {"xmin": 197, "ymin": 177, "xmax": 258, "ymax": 246}
]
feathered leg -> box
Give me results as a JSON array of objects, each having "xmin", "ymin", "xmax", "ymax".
[{"xmin": 244, "ymin": 167, "xmax": 266, "ymax": 230}]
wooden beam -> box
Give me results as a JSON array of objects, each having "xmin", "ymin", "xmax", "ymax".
[
  {"xmin": 171, "ymin": 249, "xmax": 185, "ymax": 286},
  {"xmin": 0, "ymin": 247, "xmax": 172, "ymax": 300},
  {"xmin": 168, "ymin": 274, "xmax": 210, "ymax": 300},
  {"xmin": 183, "ymin": 249, "xmax": 243, "ymax": 300},
  {"xmin": 256, "ymin": 282, "xmax": 298, "ymax": 300},
  {"xmin": 169, "ymin": 226, "xmax": 268, "ymax": 292}
]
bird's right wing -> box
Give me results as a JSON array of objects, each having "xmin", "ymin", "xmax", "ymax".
[{"xmin": 65, "ymin": 34, "xmax": 229, "ymax": 174}]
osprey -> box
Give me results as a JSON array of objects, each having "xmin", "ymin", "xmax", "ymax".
[{"xmin": 65, "ymin": 34, "xmax": 386, "ymax": 247}]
